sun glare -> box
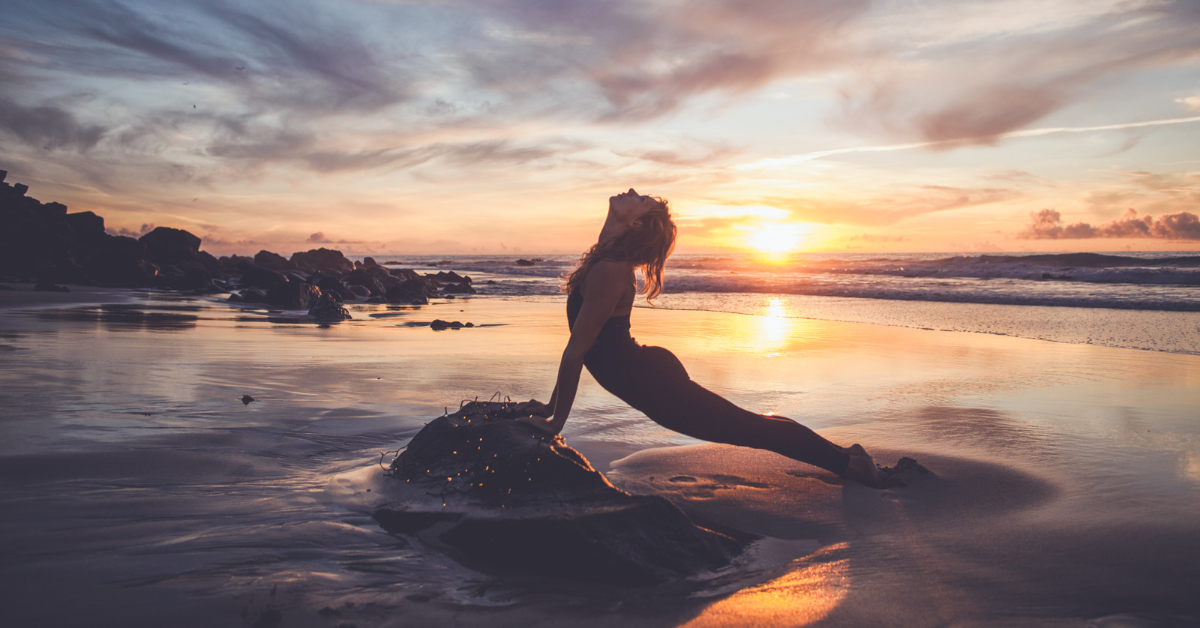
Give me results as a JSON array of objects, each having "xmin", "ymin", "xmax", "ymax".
[{"xmin": 748, "ymin": 223, "xmax": 808, "ymax": 254}]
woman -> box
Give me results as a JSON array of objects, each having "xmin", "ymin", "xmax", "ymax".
[{"xmin": 518, "ymin": 189, "xmax": 892, "ymax": 488}]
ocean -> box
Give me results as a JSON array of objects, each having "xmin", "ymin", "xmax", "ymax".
[{"xmin": 386, "ymin": 251, "xmax": 1200, "ymax": 354}]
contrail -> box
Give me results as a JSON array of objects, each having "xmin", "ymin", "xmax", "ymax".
[{"xmin": 736, "ymin": 115, "xmax": 1200, "ymax": 170}]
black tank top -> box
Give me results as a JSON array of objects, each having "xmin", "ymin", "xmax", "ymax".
[{"xmin": 566, "ymin": 288, "xmax": 635, "ymax": 350}]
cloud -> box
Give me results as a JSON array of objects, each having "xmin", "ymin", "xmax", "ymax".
[
  {"xmin": 833, "ymin": 0, "xmax": 1200, "ymax": 145},
  {"xmin": 1019, "ymin": 208, "xmax": 1200, "ymax": 240},
  {"xmin": 0, "ymin": 98, "xmax": 108, "ymax": 150},
  {"xmin": 1179, "ymin": 94, "xmax": 1200, "ymax": 113}
]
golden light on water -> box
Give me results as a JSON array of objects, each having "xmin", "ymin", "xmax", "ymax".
[{"xmin": 682, "ymin": 545, "xmax": 850, "ymax": 627}]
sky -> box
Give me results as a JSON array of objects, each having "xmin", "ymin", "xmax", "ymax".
[{"xmin": 2, "ymin": 0, "xmax": 1199, "ymax": 256}]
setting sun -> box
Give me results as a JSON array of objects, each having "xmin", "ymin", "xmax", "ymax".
[{"xmin": 749, "ymin": 223, "xmax": 805, "ymax": 253}]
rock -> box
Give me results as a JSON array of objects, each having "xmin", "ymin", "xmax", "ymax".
[
  {"xmin": 236, "ymin": 260, "xmax": 286, "ymax": 289},
  {"xmin": 227, "ymin": 292, "xmax": 244, "ymax": 302},
  {"xmin": 429, "ymin": 319, "xmax": 471, "ymax": 330},
  {"xmin": 64, "ymin": 211, "xmax": 105, "ymax": 236},
  {"xmin": 310, "ymin": 272, "xmax": 351, "ymax": 301},
  {"xmin": 33, "ymin": 282, "xmax": 69, "ymax": 292},
  {"xmin": 140, "ymin": 227, "xmax": 201, "ymax": 265},
  {"xmin": 385, "ymin": 279, "xmax": 430, "ymax": 304},
  {"xmin": 348, "ymin": 284, "xmax": 371, "ymax": 298},
  {"xmin": 180, "ymin": 266, "xmax": 212, "ymax": 290},
  {"xmin": 238, "ymin": 289, "xmax": 268, "ymax": 304},
  {"xmin": 241, "ymin": 395, "xmax": 255, "ymax": 405},
  {"xmin": 290, "ymin": 248, "xmax": 353, "ymax": 274},
  {"xmin": 344, "ymin": 269, "xmax": 384, "ymax": 296},
  {"xmin": 308, "ymin": 293, "xmax": 352, "ymax": 322},
  {"xmin": 266, "ymin": 280, "xmax": 322, "ymax": 309},
  {"xmin": 362, "ymin": 256, "xmax": 380, "ymax": 268},
  {"xmin": 375, "ymin": 402, "xmax": 749, "ymax": 586},
  {"xmin": 254, "ymin": 250, "xmax": 297, "ymax": 272},
  {"xmin": 441, "ymin": 282, "xmax": 476, "ymax": 295},
  {"xmin": 515, "ymin": 259, "xmax": 536, "ymax": 266}
]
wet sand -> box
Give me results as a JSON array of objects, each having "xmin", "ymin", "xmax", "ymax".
[{"xmin": 1, "ymin": 289, "xmax": 1197, "ymax": 626}]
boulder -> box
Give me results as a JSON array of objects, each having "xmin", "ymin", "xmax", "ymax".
[
  {"xmin": 362, "ymin": 256, "xmax": 380, "ymax": 268},
  {"xmin": 385, "ymin": 279, "xmax": 430, "ymax": 304},
  {"xmin": 180, "ymin": 265, "xmax": 212, "ymax": 290},
  {"xmin": 308, "ymin": 293, "xmax": 352, "ymax": 322},
  {"xmin": 236, "ymin": 260, "xmax": 285, "ymax": 289},
  {"xmin": 375, "ymin": 402, "xmax": 749, "ymax": 586},
  {"xmin": 237, "ymin": 289, "xmax": 268, "ymax": 304},
  {"xmin": 441, "ymin": 282, "xmax": 476, "ymax": 295},
  {"xmin": 311, "ymin": 272, "xmax": 352, "ymax": 301},
  {"xmin": 348, "ymin": 284, "xmax": 371, "ymax": 298},
  {"xmin": 429, "ymin": 319, "xmax": 473, "ymax": 330},
  {"xmin": 140, "ymin": 227, "xmax": 201, "ymax": 265},
  {"xmin": 344, "ymin": 269, "xmax": 384, "ymax": 296},
  {"xmin": 254, "ymin": 250, "xmax": 297, "ymax": 272},
  {"xmin": 266, "ymin": 280, "xmax": 322, "ymax": 309},
  {"xmin": 290, "ymin": 248, "xmax": 353, "ymax": 274}
]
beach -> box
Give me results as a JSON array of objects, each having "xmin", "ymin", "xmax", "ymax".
[
  {"xmin": 0, "ymin": 285, "xmax": 1195, "ymax": 628},
  {"xmin": 1, "ymin": 285, "xmax": 1198, "ymax": 627}
]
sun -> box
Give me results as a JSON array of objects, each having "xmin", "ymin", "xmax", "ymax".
[{"xmin": 748, "ymin": 223, "xmax": 804, "ymax": 253}]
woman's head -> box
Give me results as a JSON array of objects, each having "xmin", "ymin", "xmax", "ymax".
[{"xmin": 565, "ymin": 190, "xmax": 677, "ymax": 303}]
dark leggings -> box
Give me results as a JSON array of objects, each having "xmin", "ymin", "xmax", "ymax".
[{"xmin": 584, "ymin": 340, "xmax": 851, "ymax": 476}]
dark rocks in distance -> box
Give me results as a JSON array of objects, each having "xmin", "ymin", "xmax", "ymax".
[
  {"xmin": 140, "ymin": 227, "xmax": 201, "ymax": 266},
  {"xmin": 375, "ymin": 402, "xmax": 749, "ymax": 586},
  {"xmin": 241, "ymin": 395, "xmax": 255, "ymax": 405},
  {"xmin": 429, "ymin": 319, "xmax": 473, "ymax": 330},
  {"xmin": 0, "ymin": 177, "xmax": 482, "ymax": 302},
  {"xmin": 253, "ymin": 250, "xmax": 297, "ymax": 272},
  {"xmin": 308, "ymin": 293, "xmax": 352, "ymax": 322},
  {"xmin": 236, "ymin": 260, "xmax": 285, "ymax": 289},
  {"xmin": 515, "ymin": 258, "xmax": 537, "ymax": 266},
  {"xmin": 266, "ymin": 280, "xmax": 321, "ymax": 310},
  {"xmin": 385, "ymin": 279, "xmax": 431, "ymax": 305},
  {"xmin": 290, "ymin": 248, "xmax": 353, "ymax": 274}
]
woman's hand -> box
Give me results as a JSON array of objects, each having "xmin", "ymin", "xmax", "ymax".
[
  {"xmin": 515, "ymin": 414, "xmax": 563, "ymax": 436},
  {"xmin": 514, "ymin": 399, "xmax": 553, "ymax": 418}
]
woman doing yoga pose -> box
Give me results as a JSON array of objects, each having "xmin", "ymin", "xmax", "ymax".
[{"xmin": 517, "ymin": 189, "xmax": 890, "ymax": 487}]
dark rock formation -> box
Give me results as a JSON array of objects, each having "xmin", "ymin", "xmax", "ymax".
[
  {"xmin": 344, "ymin": 269, "xmax": 384, "ymax": 296},
  {"xmin": 290, "ymin": 248, "xmax": 353, "ymax": 274},
  {"xmin": 140, "ymin": 227, "xmax": 201, "ymax": 266},
  {"xmin": 375, "ymin": 402, "xmax": 749, "ymax": 586},
  {"xmin": 310, "ymin": 272, "xmax": 352, "ymax": 301},
  {"xmin": 429, "ymin": 319, "xmax": 473, "ymax": 330},
  {"xmin": 441, "ymin": 282, "xmax": 476, "ymax": 295},
  {"xmin": 385, "ymin": 279, "xmax": 431, "ymax": 304},
  {"xmin": 266, "ymin": 280, "xmax": 322, "ymax": 309},
  {"xmin": 515, "ymin": 258, "xmax": 536, "ymax": 266},
  {"xmin": 308, "ymin": 293, "xmax": 352, "ymax": 321},
  {"xmin": 254, "ymin": 250, "xmax": 297, "ymax": 272},
  {"xmin": 236, "ymin": 260, "xmax": 285, "ymax": 289}
]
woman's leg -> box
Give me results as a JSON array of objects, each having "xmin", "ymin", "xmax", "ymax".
[{"xmin": 605, "ymin": 346, "xmax": 852, "ymax": 476}]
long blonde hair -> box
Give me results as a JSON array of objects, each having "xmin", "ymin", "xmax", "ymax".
[{"xmin": 564, "ymin": 198, "xmax": 676, "ymax": 303}]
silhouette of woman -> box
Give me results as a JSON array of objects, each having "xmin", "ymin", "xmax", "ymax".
[{"xmin": 517, "ymin": 189, "xmax": 891, "ymax": 487}]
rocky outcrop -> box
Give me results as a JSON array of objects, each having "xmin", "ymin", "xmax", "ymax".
[
  {"xmin": 0, "ymin": 175, "xmax": 482, "ymax": 301},
  {"xmin": 375, "ymin": 402, "xmax": 750, "ymax": 586},
  {"xmin": 290, "ymin": 248, "xmax": 353, "ymax": 274},
  {"xmin": 140, "ymin": 227, "xmax": 201, "ymax": 266},
  {"xmin": 266, "ymin": 279, "xmax": 322, "ymax": 309},
  {"xmin": 308, "ymin": 293, "xmax": 352, "ymax": 321}
]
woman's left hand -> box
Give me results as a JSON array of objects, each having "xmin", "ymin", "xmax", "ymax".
[
  {"xmin": 514, "ymin": 399, "xmax": 553, "ymax": 418},
  {"xmin": 515, "ymin": 414, "xmax": 562, "ymax": 436}
]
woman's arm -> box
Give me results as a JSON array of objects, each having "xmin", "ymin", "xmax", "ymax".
[{"xmin": 519, "ymin": 261, "xmax": 630, "ymax": 435}]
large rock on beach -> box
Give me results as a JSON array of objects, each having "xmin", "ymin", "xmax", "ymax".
[
  {"xmin": 139, "ymin": 227, "xmax": 201, "ymax": 265},
  {"xmin": 308, "ymin": 293, "xmax": 352, "ymax": 321},
  {"xmin": 266, "ymin": 280, "xmax": 322, "ymax": 309},
  {"xmin": 374, "ymin": 402, "xmax": 750, "ymax": 586},
  {"xmin": 290, "ymin": 248, "xmax": 353, "ymax": 274},
  {"xmin": 385, "ymin": 279, "xmax": 431, "ymax": 304},
  {"xmin": 236, "ymin": 260, "xmax": 285, "ymax": 289},
  {"xmin": 254, "ymin": 250, "xmax": 297, "ymax": 272}
]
